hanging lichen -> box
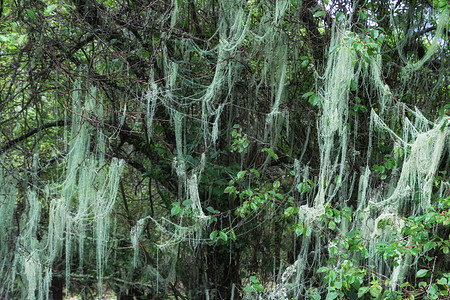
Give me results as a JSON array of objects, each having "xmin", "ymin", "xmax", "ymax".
[
  {"xmin": 402, "ymin": 6, "xmax": 449, "ymax": 76},
  {"xmin": 1, "ymin": 1, "xmax": 449, "ymax": 299}
]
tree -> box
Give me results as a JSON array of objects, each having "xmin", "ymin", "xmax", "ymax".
[{"xmin": 0, "ymin": 0, "xmax": 449, "ymax": 299}]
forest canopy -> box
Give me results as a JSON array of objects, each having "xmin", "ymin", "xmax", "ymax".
[{"xmin": 0, "ymin": 0, "xmax": 449, "ymax": 299}]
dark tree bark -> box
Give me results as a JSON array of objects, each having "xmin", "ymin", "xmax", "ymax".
[{"xmin": 50, "ymin": 276, "xmax": 63, "ymax": 300}]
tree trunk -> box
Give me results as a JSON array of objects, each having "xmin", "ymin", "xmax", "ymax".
[
  {"xmin": 207, "ymin": 244, "xmax": 241, "ymax": 300},
  {"xmin": 50, "ymin": 276, "xmax": 63, "ymax": 300}
]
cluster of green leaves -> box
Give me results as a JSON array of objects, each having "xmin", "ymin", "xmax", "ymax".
[
  {"xmin": 373, "ymin": 151, "xmax": 402, "ymax": 181},
  {"xmin": 438, "ymin": 104, "xmax": 450, "ymax": 118},
  {"xmin": 243, "ymin": 275, "xmax": 265, "ymax": 294},
  {"xmin": 223, "ymin": 166, "xmax": 283, "ymax": 218},
  {"xmin": 312, "ymin": 196, "xmax": 450, "ymax": 299},
  {"xmin": 298, "ymin": 179, "xmax": 314, "ymax": 194},
  {"xmin": 353, "ymin": 96, "xmax": 369, "ymax": 114},
  {"xmin": 230, "ymin": 124, "xmax": 249, "ymax": 153},
  {"xmin": 170, "ymin": 200, "xmax": 196, "ymax": 217},
  {"xmin": 303, "ymin": 91, "xmax": 321, "ymax": 107},
  {"xmin": 209, "ymin": 227, "xmax": 236, "ymax": 244},
  {"xmin": 436, "ymin": 0, "xmax": 449, "ymax": 13}
]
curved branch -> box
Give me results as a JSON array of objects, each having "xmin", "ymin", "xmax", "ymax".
[{"xmin": 1, "ymin": 120, "xmax": 67, "ymax": 153}]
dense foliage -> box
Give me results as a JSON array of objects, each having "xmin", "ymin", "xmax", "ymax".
[{"xmin": 0, "ymin": 0, "xmax": 449, "ymax": 299}]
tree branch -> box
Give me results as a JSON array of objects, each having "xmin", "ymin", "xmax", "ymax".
[{"xmin": 1, "ymin": 120, "xmax": 67, "ymax": 153}]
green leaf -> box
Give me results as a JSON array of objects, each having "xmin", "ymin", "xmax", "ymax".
[
  {"xmin": 373, "ymin": 165, "xmax": 385, "ymax": 173},
  {"xmin": 171, "ymin": 206, "xmax": 182, "ymax": 216},
  {"xmin": 359, "ymin": 10, "xmax": 367, "ymax": 19},
  {"xmin": 440, "ymin": 119, "xmax": 448, "ymax": 131},
  {"xmin": 250, "ymin": 168, "xmax": 260, "ymax": 178},
  {"xmin": 358, "ymin": 286, "xmax": 370, "ymax": 297},
  {"xmin": 328, "ymin": 220, "xmax": 336, "ymax": 230},
  {"xmin": 262, "ymin": 148, "xmax": 278, "ymax": 160},
  {"xmin": 224, "ymin": 186, "xmax": 236, "ymax": 194},
  {"xmin": 298, "ymin": 182, "xmax": 311, "ymax": 193},
  {"xmin": 219, "ymin": 231, "xmax": 228, "ymax": 242},
  {"xmin": 385, "ymin": 159, "xmax": 395, "ymax": 170},
  {"xmin": 409, "ymin": 246, "xmax": 419, "ymax": 256},
  {"xmin": 170, "ymin": 206, "xmax": 178, "ymax": 216},
  {"xmin": 350, "ymin": 79, "xmax": 357, "ymax": 91},
  {"xmin": 372, "ymin": 29, "xmax": 379, "ymax": 40},
  {"xmin": 301, "ymin": 59, "xmax": 309, "ymax": 68},
  {"xmin": 242, "ymin": 201, "xmax": 249, "ymax": 212},
  {"xmin": 361, "ymin": 247, "xmax": 369, "ymax": 258},
  {"xmin": 353, "ymin": 42, "xmax": 362, "ymax": 52},
  {"xmin": 182, "ymin": 199, "xmax": 193, "ymax": 207},
  {"xmin": 273, "ymin": 180, "xmax": 280, "ymax": 189},
  {"xmin": 309, "ymin": 95, "xmax": 320, "ymax": 106},
  {"xmin": 370, "ymin": 285, "xmax": 381, "ymax": 298},
  {"xmin": 236, "ymin": 170, "xmax": 246, "ymax": 180},
  {"xmin": 230, "ymin": 230, "xmax": 236, "ymax": 241},
  {"xmin": 253, "ymin": 283, "xmax": 264, "ymax": 292},
  {"xmin": 284, "ymin": 206, "xmax": 294, "ymax": 217},
  {"xmin": 317, "ymin": 266, "xmax": 329, "ymax": 273},
  {"xmin": 249, "ymin": 275, "xmax": 258, "ymax": 283},
  {"xmin": 243, "ymin": 189, "xmax": 254, "ymax": 197},
  {"xmin": 243, "ymin": 286, "xmax": 254, "ymax": 292},
  {"xmin": 326, "ymin": 207, "xmax": 333, "ymax": 218},
  {"xmin": 302, "ymin": 91, "xmax": 315, "ymax": 98},
  {"xmin": 253, "ymin": 195, "xmax": 261, "ymax": 203},
  {"xmin": 416, "ymin": 269, "xmax": 429, "ymax": 278},
  {"xmin": 429, "ymin": 284, "xmax": 438, "ymax": 295},
  {"xmin": 326, "ymin": 291, "xmax": 338, "ymax": 300},
  {"xmin": 26, "ymin": 9, "xmax": 36, "ymax": 20},
  {"xmin": 437, "ymin": 278, "xmax": 448, "ymax": 285},
  {"xmin": 295, "ymin": 225, "xmax": 306, "ymax": 237},
  {"xmin": 362, "ymin": 55, "xmax": 371, "ymax": 64},
  {"xmin": 210, "ymin": 230, "xmax": 218, "ymax": 241},
  {"xmin": 336, "ymin": 12, "xmax": 345, "ymax": 22},
  {"xmin": 45, "ymin": 4, "xmax": 58, "ymax": 15},
  {"xmin": 314, "ymin": 10, "xmax": 326, "ymax": 18},
  {"xmin": 438, "ymin": 2, "xmax": 448, "ymax": 12},
  {"xmin": 329, "ymin": 45, "xmax": 340, "ymax": 54},
  {"xmin": 424, "ymin": 241, "xmax": 436, "ymax": 252}
]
